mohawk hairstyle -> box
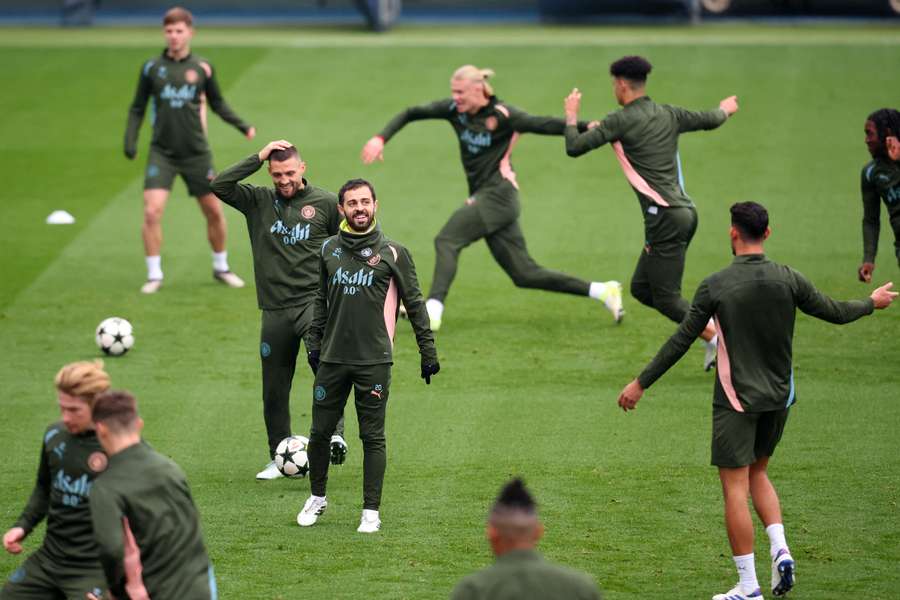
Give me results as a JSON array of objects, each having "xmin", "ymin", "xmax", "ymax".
[
  {"xmin": 867, "ymin": 108, "xmax": 900, "ymax": 145},
  {"xmin": 493, "ymin": 478, "xmax": 536, "ymax": 514}
]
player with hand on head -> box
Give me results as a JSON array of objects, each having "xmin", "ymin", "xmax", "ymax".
[
  {"xmin": 2, "ymin": 361, "xmax": 111, "ymax": 600},
  {"xmin": 857, "ymin": 108, "xmax": 900, "ymax": 284},
  {"xmin": 125, "ymin": 6, "xmax": 255, "ymax": 294},
  {"xmin": 212, "ymin": 141, "xmax": 349, "ymax": 479},
  {"xmin": 564, "ymin": 55, "xmax": 738, "ymax": 370},
  {"xmin": 616, "ymin": 202, "xmax": 896, "ymax": 600},
  {"xmin": 89, "ymin": 390, "xmax": 217, "ymax": 600},
  {"xmin": 450, "ymin": 478, "xmax": 602, "ymax": 600},
  {"xmin": 298, "ymin": 179, "xmax": 438, "ymax": 533},
  {"xmin": 361, "ymin": 64, "xmax": 623, "ymax": 331}
]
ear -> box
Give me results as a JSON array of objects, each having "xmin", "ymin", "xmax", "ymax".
[
  {"xmin": 729, "ymin": 225, "xmax": 739, "ymax": 241},
  {"xmin": 136, "ymin": 417, "xmax": 145, "ymax": 434},
  {"xmin": 337, "ymin": 202, "xmax": 346, "ymax": 217},
  {"xmin": 534, "ymin": 521, "xmax": 545, "ymax": 543},
  {"xmin": 298, "ymin": 161, "xmax": 307, "ymax": 175},
  {"xmin": 763, "ymin": 227, "xmax": 771, "ymax": 240}
]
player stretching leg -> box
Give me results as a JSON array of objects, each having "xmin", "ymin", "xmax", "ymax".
[
  {"xmin": 857, "ymin": 108, "xmax": 900, "ymax": 284},
  {"xmin": 565, "ymin": 55, "xmax": 738, "ymax": 370},
  {"xmin": 617, "ymin": 202, "xmax": 897, "ymax": 599},
  {"xmin": 2, "ymin": 361, "xmax": 111, "ymax": 600},
  {"xmin": 298, "ymin": 179, "xmax": 439, "ymax": 533},
  {"xmin": 124, "ymin": 6, "xmax": 255, "ymax": 294},
  {"xmin": 212, "ymin": 141, "xmax": 348, "ymax": 479},
  {"xmin": 361, "ymin": 65, "xmax": 623, "ymax": 331}
]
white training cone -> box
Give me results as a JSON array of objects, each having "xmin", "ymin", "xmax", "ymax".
[{"xmin": 46, "ymin": 210, "xmax": 75, "ymax": 225}]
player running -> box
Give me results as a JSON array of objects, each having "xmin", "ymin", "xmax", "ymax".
[
  {"xmin": 2, "ymin": 361, "xmax": 111, "ymax": 600},
  {"xmin": 857, "ymin": 108, "xmax": 900, "ymax": 284},
  {"xmin": 89, "ymin": 390, "xmax": 217, "ymax": 599},
  {"xmin": 125, "ymin": 6, "xmax": 255, "ymax": 294},
  {"xmin": 564, "ymin": 55, "xmax": 738, "ymax": 370},
  {"xmin": 298, "ymin": 179, "xmax": 439, "ymax": 533},
  {"xmin": 212, "ymin": 141, "xmax": 348, "ymax": 480},
  {"xmin": 616, "ymin": 202, "xmax": 897, "ymax": 600},
  {"xmin": 361, "ymin": 65, "xmax": 623, "ymax": 331}
]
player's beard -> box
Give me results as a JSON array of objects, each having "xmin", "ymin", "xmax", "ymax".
[{"xmin": 348, "ymin": 210, "xmax": 373, "ymax": 232}]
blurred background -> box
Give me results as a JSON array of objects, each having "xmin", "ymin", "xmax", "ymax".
[{"xmin": 3, "ymin": 0, "xmax": 899, "ymax": 30}]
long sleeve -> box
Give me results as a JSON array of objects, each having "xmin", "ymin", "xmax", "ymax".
[
  {"xmin": 13, "ymin": 442, "xmax": 51, "ymax": 535},
  {"xmin": 392, "ymin": 246, "xmax": 437, "ymax": 363},
  {"xmin": 670, "ymin": 105, "xmax": 728, "ymax": 133},
  {"xmin": 565, "ymin": 112, "xmax": 624, "ymax": 157},
  {"xmin": 204, "ymin": 66, "xmax": 251, "ymax": 135},
  {"xmin": 378, "ymin": 99, "xmax": 453, "ymax": 143},
  {"xmin": 89, "ymin": 483, "xmax": 127, "ymax": 598},
  {"xmin": 306, "ymin": 251, "xmax": 330, "ymax": 354},
  {"xmin": 505, "ymin": 105, "xmax": 589, "ymax": 135},
  {"xmin": 792, "ymin": 269, "xmax": 874, "ymax": 324},
  {"xmin": 210, "ymin": 154, "xmax": 263, "ymax": 213},
  {"xmin": 124, "ymin": 64, "xmax": 153, "ymax": 158},
  {"xmin": 637, "ymin": 280, "xmax": 716, "ymax": 389},
  {"xmin": 861, "ymin": 166, "xmax": 882, "ymax": 263}
]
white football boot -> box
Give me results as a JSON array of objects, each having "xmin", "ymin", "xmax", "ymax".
[
  {"xmin": 712, "ymin": 584, "xmax": 764, "ymax": 600},
  {"xmin": 398, "ymin": 302, "xmax": 408, "ymax": 320},
  {"xmin": 255, "ymin": 461, "xmax": 283, "ymax": 481},
  {"xmin": 603, "ymin": 281, "xmax": 625, "ymax": 323},
  {"xmin": 297, "ymin": 495, "xmax": 328, "ymax": 527},
  {"xmin": 213, "ymin": 270, "xmax": 245, "ymax": 288},
  {"xmin": 140, "ymin": 279, "xmax": 162, "ymax": 294},
  {"xmin": 771, "ymin": 548, "xmax": 795, "ymax": 596},
  {"xmin": 704, "ymin": 335, "xmax": 718, "ymax": 372},
  {"xmin": 357, "ymin": 509, "xmax": 381, "ymax": 533},
  {"xmin": 330, "ymin": 435, "xmax": 348, "ymax": 465},
  {"xmin": 425, "ymin": 299, "xmax": 443, "ymax": 332}
]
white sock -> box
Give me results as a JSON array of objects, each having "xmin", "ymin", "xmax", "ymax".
[
  {"xmin": 425, "ymin": 298, "xmax": 444, "ymax": 320},
  {"xmin": 146, "ymin": 255, "xmax": 163, "ymax": 281},
  {"xmin": 212, "ymin": 251, "xmax": 229, "ymax": 273},
  {"xmin": 362, "ymin": 508, "xmax": 379, "ymax": 520},
  {"xmin": 707, "ymin": 334, "xmax": 718, "ymax": 348},
  {"xmin": 588, "ymin": 281, "xmax": 609, "ymax": 301},
  {"xmin": 733, "ymin": 553, "xmax": 759, "ymax": 593},
  {"xmin": 766, "ymin": 523, "xmax": 788, "ymax": 558}
]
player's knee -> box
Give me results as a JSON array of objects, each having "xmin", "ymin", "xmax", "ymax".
[
  {"xmin": 630, "ymin": 280, "xmax": 653, "ymax": 307},
  {"xmin": 358, "ymin": 431, "xmax": 385, "ymax": 450},
  {"xmin": 508, "ymin": 270, "xmax": 539, "ymax": 289},
  {"xmin": 654, "ymin": 294, "xmax": 687, "ymax": 322},
  {"xmin": 143, "ymin": 205, "xmax": 164, "ymax": 226}
]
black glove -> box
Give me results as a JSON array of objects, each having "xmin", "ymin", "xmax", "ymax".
[
  {"xmin": 421, "ymin": 361, "xmax": 440, "ymax": 385},
  {"xmin": 307, "ymin": 350, "xmax": 320, "ymax": 375}
]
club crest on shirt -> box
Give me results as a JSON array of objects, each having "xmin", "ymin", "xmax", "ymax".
[
  {"xmin": 367, "ymin": 254, "xmax": 381, "ymax": 266},
  {"xmin": 88, "ymin": 452, "xmax": 108, "ymax": 473},
  {"xmin": 301, "ymin": 205, "xmax": 316, "ymax": 219},
  {"xmin": 485, "ymin": 116, "xmax": 498, "ymax": 131},
  {"xmin": 184, "ymin": 68, "xmax": 199, "ymax": 84},
  {"xmin": 360, "ymin": 247, "xmax": 373, "ymax": 258}
]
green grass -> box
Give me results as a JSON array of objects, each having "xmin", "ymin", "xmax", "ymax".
[{"xmin": 1, "ymin": 24, "xmax": 899, "ymax": 599}]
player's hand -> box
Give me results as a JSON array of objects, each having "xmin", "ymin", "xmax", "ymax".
[
  {"xmin": 720, "ymin": 95, "xmax": 739, "ymax": 116},
  {"xmin": 886, "ymin": 135, "xmax": 900, "ymax": 161},
  {"xmin": 124, "ymin": 147, "xmax": 137, "ymax": 160},
  {"xmin": 258, "ymin": 140, "xmax": 292, "ymax": 162},
  {"xmin": 586, "ymin": 120, "xmax": 601, "ymax": 130},
  {"xmin": 421, "ymin": 361, "xmax": 440, "ymax": 385},
  {"xmin": 871, "ymin": 282, "xmax": 898, "ymax": 309},
  {"xmin": 858, "ymin": 262, "xmax": 875, "ymax": 283},
  {"xmin": 361, "ymin": 136, "xmax": 385, "ymax": 164},
  {"xmin": 307, "ymin": 350, "xmax": 320, "ymax": 375},
  {"xmin": 245, "ymin": 126, "xmax": 257, "ymax": 141},
  {"xmin": 122, "ymin": 518, "xmax": 149, "ymax": 600},
  {"xmin": 617, "ymin": 379, "xmax": 644, "ymax": 412},
  {"xmin": 564, "ymin": 88, "xmax": 582, "ymax": 124},
  {"xmin": 2, "ymin": 527, "xmax": 25, "ymax": 554},
  {"xmin": 87, "ymin": 591, "xmax": 117, "ymax": 600}
]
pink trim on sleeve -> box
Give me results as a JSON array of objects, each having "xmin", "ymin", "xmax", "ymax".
[
  {"xmin": 611, "ymin": 141, "xmax": 669, "ymax": 207},
  {"xmin": 383, "ymin": 278, "xmax": 398, "ymax": 346},
  {"xmin": 714, "ymin": 316, "xmax": 744, "ymax": 413}
]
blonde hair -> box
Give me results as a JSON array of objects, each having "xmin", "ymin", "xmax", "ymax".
[
  {"xmin": 55, "ymin": 360, "xmax": 111, "ymax": 406},
  {"xmin": 452, "ymin": 65, "xmax": 495, "ymax": 98}
]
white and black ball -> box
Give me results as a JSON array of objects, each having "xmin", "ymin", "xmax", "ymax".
[
  {"xmin": 274, "ymin": 435, "xmax": 310, "ymax": 478},
  {"xmin": 95, "ymin": 317, "xmax": 134, "ymax": 357}
]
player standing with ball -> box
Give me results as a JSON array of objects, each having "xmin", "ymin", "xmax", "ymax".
[
  {"xmin": 297, "ymin": 179, "xmax": 439, "ymax": 533},
  {"xmin": 2, "ymin": 361, "xmax": 111, "ymax": 600},
  {"xmin": 212, "ymin": 141, "xmax": 348, "ymax": 480}
]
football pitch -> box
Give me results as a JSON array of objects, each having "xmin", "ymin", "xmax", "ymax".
[{"xmin": 1, "ymin": 23, "xmax": 899, "ymax": 599}]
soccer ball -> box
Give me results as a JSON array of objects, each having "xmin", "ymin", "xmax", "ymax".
[
  {"xmin": 274, "ymin": 435, "xmax": 310, "ymax": 478},
  {"xmin": 95, "ymin": 317, "xmax": 134, "ymax": 356}
]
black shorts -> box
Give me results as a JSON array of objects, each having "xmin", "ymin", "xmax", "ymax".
[
  {"xmin": 144, "ymin": 147, "xmax": 215, "ymax": 197},
  {"xmin": 711, "ymin": 405, "xmax": 790, "ymax": 468}
]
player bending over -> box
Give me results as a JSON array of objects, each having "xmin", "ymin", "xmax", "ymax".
[
  {"xmin": 617, "ymin": 201, "xmax": 896, "ymax": 600},
  {"xmin": 565, "ymin": 55, "xmax": 738, "ymax": 370},
  {"xmin": 361, "ymin": 65, "xmax": 623, "ymax": 331}
]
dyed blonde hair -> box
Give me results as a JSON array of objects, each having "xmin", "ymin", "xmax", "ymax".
[
  {"xmin": 452, "ymin": 65, "xmax": 495, "ymax": 98},
  {"xmin": 54, "ymin": 360, "xmax": 111, "ymax": 406}
]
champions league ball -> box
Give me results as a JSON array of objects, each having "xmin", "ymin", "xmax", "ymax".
[
  {"xmin": 95, "ymin": 317, "xmax": 134, "ymax": 356},
  {"xmin": 274, "ymin": 435, "xmax": 310, "ymax": 478}
]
